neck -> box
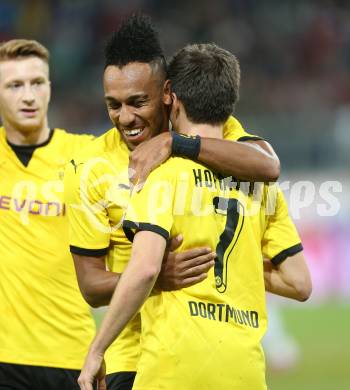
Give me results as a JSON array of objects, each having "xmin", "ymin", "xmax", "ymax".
[
  {"xmin": 176, "ymin": 117, "xmax": 223, "ymax": 139},
  {"xmin": 5, "ymin": 121, "xmax": 50, "ymax": 146}
]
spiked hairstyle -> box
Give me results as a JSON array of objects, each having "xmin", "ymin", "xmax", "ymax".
[{"xmin": 104, "ymin": 13, "xmax": 166, "ymax": 78}]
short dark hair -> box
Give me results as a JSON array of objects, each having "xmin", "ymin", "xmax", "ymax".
[
  {"xmin": 168, "ymin": 43, "xmax": 240, "ymax": 124},
  {"xmin": 104, "ymin": 13, "xmax": 166, "ymax": 77}
]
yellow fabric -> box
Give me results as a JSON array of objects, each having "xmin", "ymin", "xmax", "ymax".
[
  {"xmin": 64, "ymin": 128, "xmax": 140, "ymax": 374},
  {"xmin": 0, "ymin": 127, "xmax": 95, "ymax": 369},
  {"xmin": 262, "ymin": 186, "xmax": 302, "ymax": 261},
  {"xmin": 125, "ymin": 157, "xmax": 267, "ymax": 390},
  {"xmin": 123, "ymin": 121, "xmax": 301, "ymax": 389},
  {"xmin": 223, "ymin": 119, "xmax": 301, "ymax": 262},
  {"xmin": 223, "ymin": 115, "xmax": 262, "ymax": 141},
  {"xmin": 65, "ymin": 115, "xmax": 300, "ymax": 379}
]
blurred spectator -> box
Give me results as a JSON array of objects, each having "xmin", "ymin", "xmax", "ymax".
[{"xmin": 1, "ymin": 0, "xmax": 350, "ymax": 169}]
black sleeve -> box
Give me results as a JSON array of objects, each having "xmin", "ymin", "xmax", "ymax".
[
  {"xmin": 270, "ymin": 243, "xmax": 304, "ymax": 266},
  {"xmin": 69, "ymin": 245, "xmax": 109, "ymax": 257}
]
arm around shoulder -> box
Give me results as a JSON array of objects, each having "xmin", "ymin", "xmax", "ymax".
[{"xmin": 198, "ymin": 137, "xmax": 280, "ymax": 182}]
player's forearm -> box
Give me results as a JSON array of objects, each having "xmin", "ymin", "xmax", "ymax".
[
  {"xmin": 72, "ymin": 254, "xmax": 121, "ymax": 307},
  {"xmin": 81, "ymin": 269, "xmax": 121, "ymax": 308},
  {"xmin": 263, "ymin": 260, "xmax": 311, "ymax": 301},
  {"xmin": 198, "ymin": 138, "xmax": 280, "ymax": 181},
  {"xmin": 264, "ymin": 269, "xmax": 304, "ymax": 300},
  {"xmin": 89, "ymin": 232, "xmax": 165, "ymax": 355},
  {"xmin": 90, "ymin": 256, "xmax": 160, "ymax": 355}
]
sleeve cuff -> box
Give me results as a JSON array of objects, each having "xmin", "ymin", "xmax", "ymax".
[
  {"xmin": 270, "ymin": 243, "xmax": 304, "ymax": 265},
  {"xmin": 70, "ymin": 245, "xmax": 109, "ymax": 257},
  {"xmin": 123, "ymin": 220, "xmax": 169, "ymax": 240},
  {"xmin": 237, "ymin": 136, "xmax": 264, "ymax": 142}
]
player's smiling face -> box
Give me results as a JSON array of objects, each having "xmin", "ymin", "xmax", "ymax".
[
  {"xmin": 104, "ymin": 62, "xmax": 170, "ymax": 150},
  {"xmin": 0, "ymin": 57, "xmax": 50, "ymax": 134}
]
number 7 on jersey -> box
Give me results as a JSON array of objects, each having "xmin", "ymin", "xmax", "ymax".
[{"xmin": 213, "ymin": 197, "xmax": 244, "ymax": 293}]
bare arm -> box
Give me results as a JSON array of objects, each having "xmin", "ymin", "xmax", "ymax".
[
  {"xmin": 129, "ymin": 132, "xmax": 280, "ymax": 188},
  {"xmin": 72, "ymin": 254, "xmax": 120, "ymax": 308},
  {"xmin": 263, "ymin": 251, "xmax": 312, "ymax": 302},
  {"xmin": 72, "ymin": 235, "xmax": 215, "ymax": 307},
  {"xmin": 78, "ymin": 231, "xmax": 165, "ymax": 389},
  {"xmin": 198, "ymin": 138, "xmax": 280, "ymax": 181}
]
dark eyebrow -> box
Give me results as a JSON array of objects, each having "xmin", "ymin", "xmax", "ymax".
[
  {"xmin": 105, "ymin": 94, "xmax": 149, "ymax": 104},
  {"xmin": 105, "ymin": 96, "xmax": 118, "ymax": 103},
  {"xmin": 126, "ymin": 94, "xmax": 148, "ymax": 102}
]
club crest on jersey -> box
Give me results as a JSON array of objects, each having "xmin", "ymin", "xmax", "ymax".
[{"xmin": 70, "ymin": 159, "xmax": 84, "ymax": 173}]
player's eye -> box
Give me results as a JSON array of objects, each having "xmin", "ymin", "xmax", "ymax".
[
  {"xmin": 108, "ymin": 102, "xmax": 121, "ymax": 110},
  {"xmin": 32, "ymin": 79, "xmax": 44, "ymax": 86},
  {"xmin": 8, "ymin": 82, "xmax": 22, "ymax": 90},
  {"xmin": 133, "ymin": 100, "xmax": 147, "ymax": 108}
]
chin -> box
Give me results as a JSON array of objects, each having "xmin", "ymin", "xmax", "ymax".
[
  {"xmin": 17, "ymin": 120, "xmax": 43, "ymax": 134},
  {"xmin": 122, "ymin": 129, "xmax": 153, "ymax": 150},
  {"xmin": 121, "ymin": 134, "xmax": 137, "ymax": 151}
]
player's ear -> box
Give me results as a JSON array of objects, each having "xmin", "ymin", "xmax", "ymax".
[
  {"xmin": 48, "ymin": 80, "xmax": 51, "ymax": 103},
  {"xmin": 162, "ymin": 79, "xmax": 172, "ymax": 106},
  {"xmin": 171, "ymin": 92, "xmax": 178, "ymax": 107},
  {"xmin": 170, "ymin": 92, "xmax": 180, "ymax": 121}
]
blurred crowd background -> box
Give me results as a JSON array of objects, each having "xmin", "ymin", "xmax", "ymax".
[
  {"xmin": 1, "ymin": 1, "xmax": 349, "ymax": 388},
  {"xmin": 1, "ymin": 0, "xmax": 350, "ymax": 169}
]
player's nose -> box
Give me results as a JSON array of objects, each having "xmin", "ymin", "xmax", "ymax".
[
  {"xmin": 22, "ymin": 84, "xmax": 35, "ymax": 105},
  {"xmin": 118, "ymin": 105, "xmax": 135, "ymax": 127}
]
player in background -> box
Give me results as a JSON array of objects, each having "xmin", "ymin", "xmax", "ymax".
[
  {"xmin": 80, "ymin": 37, "xmax": 307, "ymax": 389},
  {"xmin": 65, "ymin": 14, "xmax": 288, "ymax": 390},
  {"xmin": 0, "ymin": 39, "xmax": 96, "ymax": 389}
]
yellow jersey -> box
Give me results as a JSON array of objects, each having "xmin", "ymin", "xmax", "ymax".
[
  {"xmin": 63, "ymin": 116, "xmax": 252, "ymax": 373},
  {"xmin": 0, "ymin": 127, "xmax": 95, "ymax": 369},
  {"xmin": 65, "ymin": 116, "xmax": 302, "ymax": 379},
  {"xmin": 64, "ymin": 127, "xmax": 140, "ymax": 374},
  {"xmin": 123, "ymin": 147, "xmax": 302, "ymax": 389}
]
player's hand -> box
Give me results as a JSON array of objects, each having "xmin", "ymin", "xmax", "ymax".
[
  {"xmin": 129, "ymin": 132, "xmax": 172, "ymax": 191},
  {"xmin": 157, "ymin": 234, "xmax": 216, "ymax": 291},
  {"xmin": 78, "ymin": 350, "xmax": 106, "ymax": 390}
]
